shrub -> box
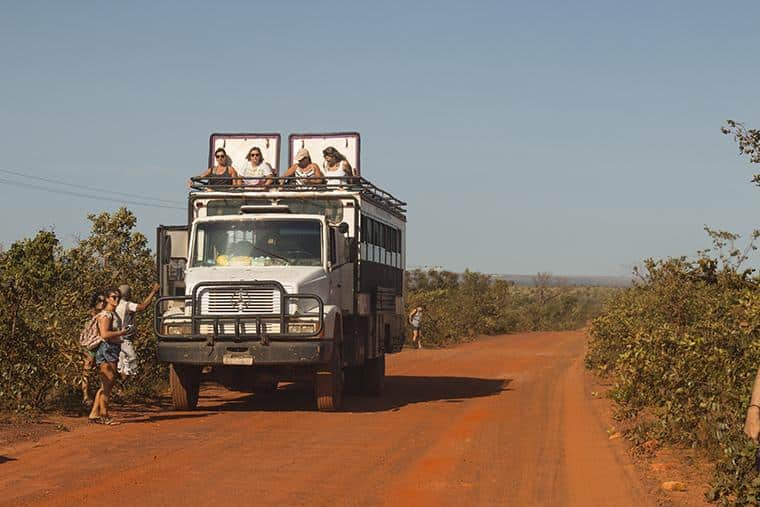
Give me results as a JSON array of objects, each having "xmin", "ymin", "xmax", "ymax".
[
  {"xmin": 406, "ymin": 268, "xmax": 616, "ymax": 347},
  {"xmin": 0, "ymin": 209, "xmax": 163, "ymax": 412},
  {"xmin": 587, "ymin": 255, "xmax": 760, "ymax": 503}
]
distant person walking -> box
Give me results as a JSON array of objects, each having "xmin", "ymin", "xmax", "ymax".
[
  {"xmin": 408, "ymin": 306, "xmax": 423, "ymax": 349},
  {"xmin": 89, "ymin": 288, "xmax": 131, "ymax": 425},
  {"xmin": 116, "ymin": 282, "xmax": 160, "ymax": 379}
]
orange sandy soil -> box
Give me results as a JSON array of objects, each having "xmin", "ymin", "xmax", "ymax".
[{"xmin": 0, "ymin": 331, "xmax": 715, "ymax": 506}]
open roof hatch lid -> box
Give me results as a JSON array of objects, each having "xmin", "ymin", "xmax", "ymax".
[
  {"xmin": 209, "ymin": 133, "xmax": 282, "ymax": 175},
  {"xmin": 288, "ymin": 132, "xmax": 360, "ymax": 176}
]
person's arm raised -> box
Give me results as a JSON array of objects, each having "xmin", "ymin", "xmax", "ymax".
[{"xmin": 135, "ymin": 282, "xmax": 160, "ymax": 312}]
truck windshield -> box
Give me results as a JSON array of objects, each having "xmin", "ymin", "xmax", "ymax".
[{"xmin": 191, "ymin": 220, "xmax": 322, "ymax": 267}]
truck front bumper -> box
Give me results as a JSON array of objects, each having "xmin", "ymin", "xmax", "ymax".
[{"xmin": 157, "ymin": 339, "xmax": 334, "ymax": 366}]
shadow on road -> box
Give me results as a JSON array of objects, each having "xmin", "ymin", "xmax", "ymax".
[
  {"xmin": 122, "ymin": 413, "xmax": 217, "ymax": 424},
  {"xmin": 0, "ymin": 456, "xmax": 17, "ymax": 464},
  {"xmin": 197, "ymin": 375, "xmax": 511, "ymax": 413}
]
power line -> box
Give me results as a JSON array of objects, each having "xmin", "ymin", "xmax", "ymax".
[
  {"xmin": 0, "ymin": 168, "xmax": 184, "ymax": 205},
  {"xmin": 0, "ymin": 177, "xmax": 185, "ymax": 211}
]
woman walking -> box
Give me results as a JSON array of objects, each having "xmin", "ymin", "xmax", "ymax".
[
  {"xmin": 88, "ymin": 288, "xmax": 131, "ymax": 425},
  {"xmin": 408, "ymin": 306, "xmax": 424, "ymax": 349}
]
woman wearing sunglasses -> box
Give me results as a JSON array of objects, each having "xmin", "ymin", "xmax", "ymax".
[
  {"xmin": 239, "ymin": 146, "xmax": 274, "ymax": 187},
  {"xmin": 88, "ymin": 289, "xmax": 132, "ymax": 425},
  {"xmin": 188, "ymin": 147, "xmax": 241, "ymax": 189},
  {"xmin": 81, "ymin": 291, "xmax": 106, "ymax": 405}
]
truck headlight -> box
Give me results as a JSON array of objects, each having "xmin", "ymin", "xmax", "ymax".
[
  {"xmin": 164, "ymin": 322, "xmax": 191, "ymax": 336},
  {"xmin": 287, "ymin": 321, "xmax": 320, "ymax": 335}
]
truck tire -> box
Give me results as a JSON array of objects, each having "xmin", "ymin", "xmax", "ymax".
[
  {"xmin": 170, "ymin": 364, "xmax": 201, "ymax": 410},
  {"xmin": 315, "ymin": 349, "xmax": 343, "ymax": 411},
  {"xmin": 362, "ymin": 354, "xmax": 385, "ymax": 396}
]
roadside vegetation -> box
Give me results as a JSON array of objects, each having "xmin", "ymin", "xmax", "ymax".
[
  {"xmin": 586, "ymin": 121, "xmax": 760, "ymax": 504},
  {"xmin": 0, "ymin": 208, "xmax": 163, "ymax": 414},
  {"xmin": 405, "ymin": 268, "xmax": 618, "ymax": 347},
  {"xmin": 0, "ymin": 206, "xmax": 616, "ymax": 414}
]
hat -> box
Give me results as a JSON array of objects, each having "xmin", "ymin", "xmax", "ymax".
[
  {"xmin": 295, "ymin": 148, "xmax": 311, "ymax": 162},
  {"xmin": 118, "ymin": 284, "xmax": 131, "ymax": 299}
]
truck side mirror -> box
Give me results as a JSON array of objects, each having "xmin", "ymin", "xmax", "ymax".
[{"xmin": 338, "ymin": 222, "xmax": 349, "ymax": 235}]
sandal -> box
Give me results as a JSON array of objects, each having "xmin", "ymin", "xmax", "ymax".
[
  {"xmin": 99, "ymin": 417, "xmax": 120, "ymax": 426},
  {"xmin": 88, "ymin": 417, "xmax": 102, "ymax": 424}
]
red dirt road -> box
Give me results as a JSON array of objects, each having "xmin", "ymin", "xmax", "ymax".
[{"xmin": 0, "ymin": 331, "xmax": 653, "ymax": 506}]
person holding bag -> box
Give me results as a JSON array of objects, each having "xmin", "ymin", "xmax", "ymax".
[
  {"xmin": 80, "ymin": 292, "xmax": 105, "ymax": 404},
  {"xmin": 88, "ymin": 288, "xmax": 132, "ymax": 426}
]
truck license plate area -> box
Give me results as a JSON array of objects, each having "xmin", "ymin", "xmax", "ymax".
[{"xmin": 223, "ymin": 352, "xmax": 253, "ymax": 365}]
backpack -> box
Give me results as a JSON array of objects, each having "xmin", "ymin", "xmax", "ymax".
[{"xmin": 79, "ymin": 316, "xmax": 103, "ymax": 351}]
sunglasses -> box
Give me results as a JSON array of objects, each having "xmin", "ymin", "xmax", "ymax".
[
  {"xmin": 109, "ymin": 294, "xmax": 121, "ymax": 300},
  {"xmin": 249, "ymin": 152, "xmax": 261, "ymax": 158},
  {"xmin": 215, "ymin": 153, "xmax": 226, "ymax": 159}
]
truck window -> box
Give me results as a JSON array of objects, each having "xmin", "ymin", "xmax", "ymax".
[
  {"xmin": 329, "ymin": 228, "xmax": 336, "ymax": 265},
  {"xmin": 204, "ymin": 198, "xmax": 344, "ymax": 223},
  {"xmin": 191, "ymin": 220, "xmax": 323, "ymax": 267}
]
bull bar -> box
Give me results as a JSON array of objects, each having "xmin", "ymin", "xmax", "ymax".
[{"xmin": 154, "ymin": 280, "xmax": 325, "ymax": 344}]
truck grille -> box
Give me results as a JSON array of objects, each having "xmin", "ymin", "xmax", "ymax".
[
  {"xmin": 197, "ymin": 286, "xmax": 290, "ymax": 336},
  {"xmin": 200, "ymin": 287, "xmax": 282, "ymax": 314}
]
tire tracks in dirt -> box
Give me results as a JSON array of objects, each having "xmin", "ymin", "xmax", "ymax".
[{"xmin": 0, "ymin": 331, "xmax": 655, "ymax": 506}]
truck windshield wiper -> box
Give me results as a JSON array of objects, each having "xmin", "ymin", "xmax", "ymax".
[{"xmin": 251, "ymin": 245, "xmax": 292, "ymax": 264}]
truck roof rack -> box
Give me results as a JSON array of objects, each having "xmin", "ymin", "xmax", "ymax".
[{"xmin": 189, "ymin": 176, "xmax": 407, "ymax": 215}]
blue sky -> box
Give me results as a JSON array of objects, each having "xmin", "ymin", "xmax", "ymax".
[{"xmin": 1, "ymin": 1, "xmax": 759, "ymax": 276}]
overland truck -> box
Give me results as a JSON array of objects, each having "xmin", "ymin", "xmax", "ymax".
[{"xmin": 154, "ymin": 132, "xmax": 406, "ymax": 411}]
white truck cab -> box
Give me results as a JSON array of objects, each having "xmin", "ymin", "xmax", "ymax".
[{"xmin": 155, "ymin": 132, "xmax": 406, "ymax": 412}]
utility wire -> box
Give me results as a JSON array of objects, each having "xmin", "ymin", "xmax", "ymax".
[
  {"xmin": 0, "ymin": 168, "xmax": 184, "ymax": 205},
  {"xmin": 0, "ymin": 177, "xmax": 185, "ymax": 210}
]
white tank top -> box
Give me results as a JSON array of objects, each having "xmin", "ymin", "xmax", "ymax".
[{"xmin": 323, "ymin": 161, "xmax": 349, "ymax": 186}]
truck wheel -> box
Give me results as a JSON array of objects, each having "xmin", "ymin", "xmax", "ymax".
[
  {"xmin": 362, "ymin": 355, "xmax": 385, "ymax": 396},
  {"xmin": 315, "ymin": 350, "xmax": 343, "ymax": 411},
  {"xmin": 170, "ymin": 364, "xmax": 201, "ymax": 410}
]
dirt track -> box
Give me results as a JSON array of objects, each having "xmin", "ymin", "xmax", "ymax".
[{"xmin": 0, "ymin": 331, "xmax": 654, "ymax": 506}]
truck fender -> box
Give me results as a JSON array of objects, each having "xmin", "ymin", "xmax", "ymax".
[{"xmin": 321, "ymin": 305, "xmax": 341, "ymax": 340}]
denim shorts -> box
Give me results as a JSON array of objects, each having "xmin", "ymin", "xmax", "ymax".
[{"xmin": 95, "ymin": 341, "xmax": 121, "ymax": 366}]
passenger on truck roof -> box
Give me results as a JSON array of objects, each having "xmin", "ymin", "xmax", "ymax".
[
  {"xmin": 188, "ymin": 147, "xmax": 241, "ymax": 190},
  {"xmin": 322, "ymin": 146, "xmax": 355, "ymax": 186},
  {"xmin": 282, "ymin": 148, "xmax": 324, "ymax": 185},
  {"xmin": 239, "ymin": 146, "xmax": 274, "ymax": 188}
]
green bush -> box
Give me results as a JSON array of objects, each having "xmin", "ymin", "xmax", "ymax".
[
  {"xmin": 0, "ymin": 208, "xmax": 164, "ymax": 412},
  {"xmin": 405, "ymin": 269, "xmax": 616, "ymax": 346},
  {"xmin": 586, "ymin": 256, "xmax": 760, "ymax": 504}
]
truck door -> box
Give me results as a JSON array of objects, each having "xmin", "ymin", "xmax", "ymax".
[
  {"xmin": 329, "ymin": 226, "xmax": 354, "ymax": 314},
  {"xmin": 156, "ymin": 225, "xmax": 189, "ymax": 297}
]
